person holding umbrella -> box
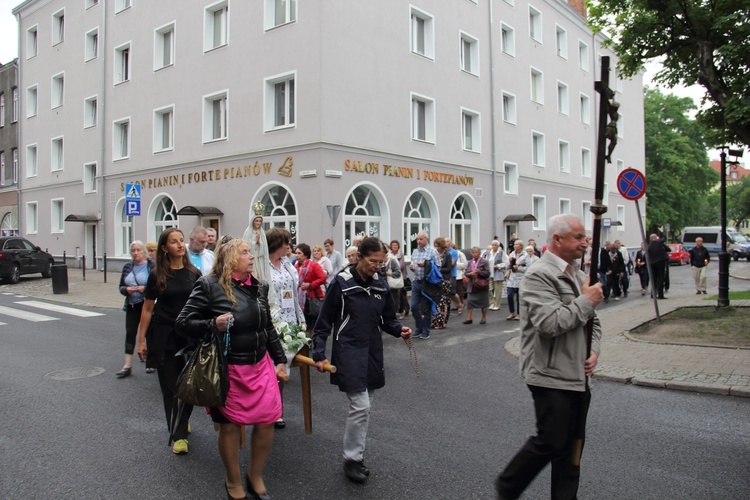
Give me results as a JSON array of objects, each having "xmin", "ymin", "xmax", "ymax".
[
  {"xmin": 175, "ymin": 238, "xmax": 287, "ymax": 500},
  {"xmin": 136, "ymin": 228, "xmax": 201, "ymax": 455}
]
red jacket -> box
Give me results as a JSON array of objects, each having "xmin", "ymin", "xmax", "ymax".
[{"xmin": 296, "ymin": 259, "xmax": 326, "ymax": 299}]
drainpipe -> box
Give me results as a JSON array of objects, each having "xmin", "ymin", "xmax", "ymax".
[
  {"xmin": 13, "ymin": 15, "xmax": 21, "ymax": 235},
  {"xmin": 487, "ymin": 0, "xmax": 498, "ymax": 238},
  {"xmin": 98, "ymin": 1, "xmax": 108, "ymax": 270}
]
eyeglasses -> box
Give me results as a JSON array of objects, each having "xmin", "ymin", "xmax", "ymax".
[{"xmin": 364, "ymin": 257, "xmax": 385, "ymax": 266}]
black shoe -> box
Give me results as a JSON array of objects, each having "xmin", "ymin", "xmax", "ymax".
[
  {"xmin": 146, "ymin": 367, "xmax": 155, "ymax": 374},
  {"xmin": 115, "ymin": 367, "xmax": 131, "ymax": 378},
  {"xmin": 343, "ymin": 460, "xmax": 369, "ymax": 483},
  {"xmin": 463, "ymin": 319, "xmax": 473, "ymax": 324},
  {"xmin": 274, "ymin": 418, "xmax": 286, "ymax": 429},
  {"xmin": 658, "ymin": 296, "xmax": 667, "ymax": 299},
  {"xmin": 702, "ymin": 291, "xmax": 708, "ymax": 294},
  {"xmin": 245, "ymin": 473, "xmax": 270, "ymax": 500}
]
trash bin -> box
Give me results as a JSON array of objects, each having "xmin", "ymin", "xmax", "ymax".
[{"xmin": 51, "ymin": 264, "xmax": 69, "ymax": 294}]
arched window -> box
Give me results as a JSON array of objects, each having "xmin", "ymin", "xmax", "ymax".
[
  {"xmin": 343, "ymin": 185, "xmax": 382, "ymax": 247},
  {"xmin": 114, "ymin": 198, "xmax": 133, "ymax": 256},
  {"xmin": 151, "ymin": 194, "xmax": 178, "ymax": 242},
  {"xmin": 403, "ymin": 190, "xmax": 434, "ymax": 255},
  {"xmin": 450, "ymin": 195, "xmax": 474, "ymax": 250},
  {"xmin": 257, "ymin": 183, "xmax": 298, "ymax": 245},
  {"xmin": 1, "ymin": 212, "xmax": 19, "ymax": 236}
]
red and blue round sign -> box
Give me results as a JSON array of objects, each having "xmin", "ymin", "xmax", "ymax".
[{"xmin": 616, "ymin": 168, "xmax": 647, "ymax": 201}]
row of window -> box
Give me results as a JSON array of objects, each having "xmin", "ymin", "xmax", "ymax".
[
  {"xmin": 25, "ymin": 198, "xmax": 66, "ymax": 234},
  {"xmin": 26, "ymin": 0, "xmax": 296, "ymax": 62},
  {"xmin": 530, "ymin": 195, "xmax": 626, "ymax": 234},
  {"xmin": 0, "ymin": 89, "xmax": 20, "ymax": 126}
]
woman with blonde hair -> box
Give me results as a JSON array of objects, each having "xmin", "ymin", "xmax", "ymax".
[
  {"xmin": 312, "ymin": 244, "xmax": 334, "ymax": 285},
  {"xmin": 176, "ymin": 238, "xmax": 287, "ymax": 500}
]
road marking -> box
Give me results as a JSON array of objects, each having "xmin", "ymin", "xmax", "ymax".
[
  {"xmin": 15, "ymin": 301, "xmax": 104, "ymax": 317},
  {"xmin": 0, "ymin": 305, "xmax": 58, "ymax": 322}
]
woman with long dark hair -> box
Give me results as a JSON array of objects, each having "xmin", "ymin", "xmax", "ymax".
[
  {"xmin": 136, "ymin": 228, "xmax": 201, "ymax": 455},
  {"xmin": 176, "ymin": 238, "xmax": 287, "ymax": 500}
]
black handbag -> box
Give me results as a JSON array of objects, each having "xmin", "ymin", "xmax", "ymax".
[
  {"xmin": 305, "ymin": 297, "xmax": 324, "ymax": 322},
  {"xmin": 175, "ymin": 330, "xmax": 228, "ymax": 407}
]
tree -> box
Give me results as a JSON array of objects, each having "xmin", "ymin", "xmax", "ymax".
[
  {"xmin": 727, "ymin": 176, "xmax": 750, "ymax": 227},
  {"xmin": 642, "ymin": 87, "xmax": 717, "ymax": 233},
  {"xmin": 588, "ymin": 0, "xmax": 750, "ymax": 147}
]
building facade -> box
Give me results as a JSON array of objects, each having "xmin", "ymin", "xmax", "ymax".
[
  {"xmin": 0, "ymin": 59, "xmax": 20, "ymax": 236},
  {"xmin": 12, "ymin": 0, "xmax": 645, "ymax": 269}
]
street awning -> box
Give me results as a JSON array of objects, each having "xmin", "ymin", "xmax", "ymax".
[
  {"xmin": 503, "ymin": 214, "xmax": 537, "ymax": 222},
  {"xmin": 65, "ymin": 214, "xmax": 100, "ymax": 222},
  {"xmin": 176, "ymin": 206, "xmax": 224, "ymax": 216}
]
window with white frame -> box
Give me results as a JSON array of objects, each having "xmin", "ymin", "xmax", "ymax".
[
  {"xmin": 460, "ymin": 32, "xmax": 479, "ymax": 76},
  {"xmin": 532, "ymin": 131, "xmax": 545, "ymax": 167},
  {"xmin": 86, "ymin": 0, "xmax": 99, "ymax": 9},
  {"xmin": 26, "ymin": 144, "xmax": 38, "ymax": 177},
  {"xmin": 115, "ymin": 199, "xmax": 133, "ymax": 256},
  {"xmin": 258, "ymin": 184, "xmax": 299, "ymax": 245},
  {"xmin": 154, "ymin": 22, "xmax": 175, "ymax": 70},
  {"xmin": 450, "ymin": 195, "xmax": 474, "ymax": 250},
  {"xmin": 617, "ymin": 113, "xmax": 624, "ymax": 138},
  {"xmin": 265, "ymin": 0, "xmax": 297, "ymax": 30},
  {"xmin": 264, "ymin": 73, "xmax": 295, "ymax": 130},
  {"xmin": 582, "ymin": 201, "xmax": 592, "ymax": 229},
  {"xmin": 581, "ymin": 147, "xmax": 591, "ymax": 177},
  {"xmin": 580, "ymin": 93, "xmax": 590, "ymax": 125},
  {"xmin": 504, "ymin": 162, "xmax": 518, "ymax": 194},
  {"xmin": 83, "ymin": 162, "xmax": 97, "ymax": 193},
  {"xmin": 151, "ymin": 195, "xmax": 178, "ymax": 242},
  {"xmin": 616, "ymin": 159, "xmax": 625, "ymax": 175},
  {"xmin": 410, "ymin": 7, "xmax": 434, "ymax": 59},
  {"xmin": 532, "ymin": 195, "xmax": 546, "ymax": 230},
  {"xmin": 204, "ymin": 1, "xmax": 228, "ymax": 52},
  {"xmin": 52, "ymin": 9, "xmax": 65, "ymax": 45},
  {"xmin": 500, "ymin": 23, "xmax": 515, "ymax": 57},
  {"xmin": 114, "ymin": 43, "xmax": 131, "ymax": 84},
  {"xmin": 461, "ymin": 108, "xmax": 480, "ymax": 152},
  {"xmin": 26, "ymin": 202, "xmax": 38, "ymax": 234},
  {"xmin": 559, "ymin": 140, "xmax": 570, "ymax": 173},
  {"xmin": 617, "ymin": 205, "xmax": 625, "ymax": 231},
  {"xmin": 113, "ymin": 118, "xmax": 130, "ymax": 160},
  {"xmin": 346, "ymin": 185, "xmax": 384, "ymax": 247},
  {"xmin": 603, "ymin": 182, "xmax": 609, "ymax": 206},
  {"xmin": 411, "ymin": 93, "xmax": 436, "ymax": 143},
  {"xmin": 0, "ymin": 93, "xmax": 4, "ymax": 127},
  {"xmin": 203, "ymin": 90, "xmax": 228, "ymax": 141},
  {"xmin": 529, "ymin": 6, "xmax": 542, "ymax": 43},
  {"xmin": 11, "ymin": 148, "xmax": 18, "ymax": 184},
  {"xmin": 51, "ymin": 137, "xmax": 64, "ymax": 171},
  {"xmin": 615, "ymin": 68, "xmax": 624, "ymax": 93},
  {"xmin": 0, "ymin": 153, "xmax": 4, "ymax": 185},
  {"xmin": 26, "ymin": 85, "xmax": 38, "ymax": 118},
  {"xmin": 578, "ymin": 40, "xmax": 589, "ymax": 71},
  {"xmin": 403, "ymin": 191, "xmax": 432, "ymax": 254},
  {"xmin": 51, "ymin": 199, "xmax": 64, "ymax": 233},
  {"xmin": 84, "ymin": 95, "xmax": 98, "ymax": 128},
  {"xmin": 557, "ymin": 81, "xmax": 568, "ymax": 115},
  {"xmin": 11, "ymin": 88, "xmax": 19, "ymax": 122},
  {"xmin": 154, "ymin": 106, "xmax": 174, "ymax": 152},
  {"xmin": 556, "ymin": 25, "xmax": 567, "ymax": 59},
  {"xmin": 502, "ymin": 91, "xmax": 517, "ymax": 124},
  {"xmin": 115, "ymin": 0, "xmax": 131, "ymax": 14},
  {"xmin": 85, "ymin": 28, "xmax": 98, "ymax": 61},
  {"xmin": 530, "ymin": 67, "xmax": 543, "ymax": 104},
  {"xmin": 1, "ymin": 212, "xmax": 19, "ymax": 236},
  {"xmin": 26, "ymin": 25, "xmax": 38, "ymax": 58},
  {"xmin": 560, "ymin": 198, "xmax": 571, "ymax": 215}
]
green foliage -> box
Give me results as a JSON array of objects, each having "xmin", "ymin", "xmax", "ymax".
[
  {"xmin": 727, "ymin": 176, "xmax": 750, "ymax": 227},
  {"xmin": 588, "ymin": 0, "xmax": 750, "ymax": 147},
  {"xmin": 642, "ymin": 87, "xmax": 716, "ymax": 232}
]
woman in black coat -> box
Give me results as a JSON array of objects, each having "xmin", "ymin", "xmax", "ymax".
[{"xmin": 312, "ymin": 237, "xmax": 411, "ymax": 484}]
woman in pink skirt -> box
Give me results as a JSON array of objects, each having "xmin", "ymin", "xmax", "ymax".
[{"xmin": 176, "ymin": 238, "xmax": 287, "ymax": 500}]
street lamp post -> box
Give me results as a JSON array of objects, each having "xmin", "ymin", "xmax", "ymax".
[{"xmin": 718, "ymin": 146, "xmax": 744, "ymax": 307}]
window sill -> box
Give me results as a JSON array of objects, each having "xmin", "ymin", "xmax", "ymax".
[
  {"xmin": 202, "ymin": 137, "xmax": 227, "ymax": 144},
  {"xmin": 264, "ymin": 124, "xmax": 295, "ymax": 133}
]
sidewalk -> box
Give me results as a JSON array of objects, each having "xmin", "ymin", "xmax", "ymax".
[
  {"xmin": 4, "ymin": 264, "xmax": 750, "ymax": 397},
  {"xmin": 505, "ymin": 266, "xmax": 750, "ymax": 398}
]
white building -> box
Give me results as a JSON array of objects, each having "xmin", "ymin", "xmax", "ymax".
[{"xmin": 12, "ymin": 0, "xmax": 645, "ymax": 269}]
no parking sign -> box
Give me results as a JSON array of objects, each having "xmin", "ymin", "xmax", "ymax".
[{"xmin": 616, "ymin": 168, "xmax": 647, "ymax": 200}]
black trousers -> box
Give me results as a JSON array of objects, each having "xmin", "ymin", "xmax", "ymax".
[
  {"xmin": 650, "ymin": 262, "xmax": 665, "ymax": 297},
  {"xmin": 157, "ymin": 348, "xmax": 193, "ymax": 441},
  {"xmin": 123, "ymin": 301, "xmax": 144, "ymax": 355},
  {"xmin": 496, "ymin": 385, "xmax": 591, "ymax": 500}
]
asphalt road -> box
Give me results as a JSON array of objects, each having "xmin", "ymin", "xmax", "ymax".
[{"xmin": 0, "ymin": 266, "xmax": 748, "ymax": 499}]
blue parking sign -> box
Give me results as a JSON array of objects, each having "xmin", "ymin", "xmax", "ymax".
[{"xmin": 126, "ymin": 200, "xmax": 141, "ymax": 216}]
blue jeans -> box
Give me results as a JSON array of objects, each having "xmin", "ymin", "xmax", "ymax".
[{"xmin": 410, "ymin": 279, "xmax": 432, "ymax": 335}]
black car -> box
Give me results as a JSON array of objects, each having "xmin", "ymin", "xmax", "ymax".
[{"xmin": 0, "ymin": 237, "xmax": 55, "ymax": 284}]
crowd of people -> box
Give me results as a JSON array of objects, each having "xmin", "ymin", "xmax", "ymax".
[{"xmin": 115, "ymin": 212, "xmax": 666, "ymax": 498}]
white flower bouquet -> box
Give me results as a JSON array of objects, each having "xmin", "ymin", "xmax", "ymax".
[{"xmin": 274, "ymin": 320, "xmax": 311, "ymax": 359}]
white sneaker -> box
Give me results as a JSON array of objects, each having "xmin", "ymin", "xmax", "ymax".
[{"xmin": 615, "ymin": 296, "xmax": 621, "ymax": 301}]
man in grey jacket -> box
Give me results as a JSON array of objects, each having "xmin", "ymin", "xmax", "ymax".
[{"xmin": 495, "ymin": 214, "xmax": 603, "ymax": 500}]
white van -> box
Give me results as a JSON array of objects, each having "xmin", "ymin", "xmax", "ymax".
[{"xmin": 681, "ymin": 226, "xmax": 750, "ymax": 261}]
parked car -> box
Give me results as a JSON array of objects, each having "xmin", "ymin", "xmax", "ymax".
[
  {"xmin": 667, "ymin": 243, "xmax": 690, "ymax": 266},
  {"xmin": 0, "ymin": 237, "xmax": 55, "ymax": 284}
]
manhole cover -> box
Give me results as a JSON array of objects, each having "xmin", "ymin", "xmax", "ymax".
[{"xmin": 45, "ymin": 366, "xmax": 106, "ymax": 380}]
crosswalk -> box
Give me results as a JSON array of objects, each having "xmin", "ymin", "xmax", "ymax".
[{"xmin": 0, "ymin": 299, "xmax": 104, "ymax": 325}]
